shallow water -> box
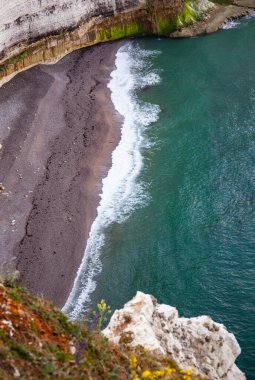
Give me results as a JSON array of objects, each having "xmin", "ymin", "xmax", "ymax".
[{"xmin": 65, "ymin": 15, "xmax": 255, "ymax": 378}]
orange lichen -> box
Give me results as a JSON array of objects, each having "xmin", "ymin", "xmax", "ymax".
[{"xmin": 0, "ymin": 284, "xmax": 70, "ymax": 351}]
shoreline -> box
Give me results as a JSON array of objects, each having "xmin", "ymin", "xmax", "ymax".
[
  {"xmin": 0, "ymin": 9, "xmax": 254, "ymax": 308},
  {"xmin": 0, "ymin": 41, "xmax": 123, "ymax": 307}
]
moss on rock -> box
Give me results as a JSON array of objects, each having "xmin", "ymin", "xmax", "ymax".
[{"xmin": 97, "ymin": 20, "xmax": 150, "ymax": 42}]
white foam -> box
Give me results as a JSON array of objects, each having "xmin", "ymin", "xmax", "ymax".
[
  {"xmin": 223, "ymin": 12, "xmax": 255, "ymax": 30},
  {"xmin": 223, "ymin": 20, "xmax": 241, "ymax": 30},
  {"xmin": 62, "ymin": 43, "xmax": 161, "ymax": 319}
]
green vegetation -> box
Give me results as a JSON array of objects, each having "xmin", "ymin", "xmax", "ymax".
[
  {"xmin": 0, "ymin": 50, "xmax": 28, "ymax": 74},
  {"xmin": 0, "ymin": 64, "xmax": 7, "ymax": 73},
  {"xmin": 98, "ymin": 0, "xmax": 208, "ymax": 41},
  {"xmin": 155, "ymin": 1, "xmax": 200, "ymax": 35},
  {"xmin": 176, "ymin": 1, "xmax": 198, "ymax": 28},
  {"xmin": 97, "ymin": 21, "xmax": 150, "ymax": 42},
  {"xmin": 11, "ymin": 51, "xmax": 28, "ymax": 64},
  {"xmin": 0, "ymin": 281, "xmax": 209, "ymax": 379},
  {"xmin": 156, "ymin": 18, "xmax": 178, "ymax": 35}
]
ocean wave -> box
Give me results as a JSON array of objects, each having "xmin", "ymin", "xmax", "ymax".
[
  {"xmin": 223, "ymin": 20, "xmax": 241, "ymax": 30},
  {"xmin": 62, "ymin": 42, "xmax": 161, "ymax": 319},
  {"xmin": 223, "ymin": 12, "xmax": 255, "ymax": 30}
]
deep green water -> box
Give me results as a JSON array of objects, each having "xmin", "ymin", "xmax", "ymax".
[{"xmin": 73, "ymin": 16, "xmax": 255, "ymax": 378}]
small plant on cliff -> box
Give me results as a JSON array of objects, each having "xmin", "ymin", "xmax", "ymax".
[
  {"xmin": 0, "ymin": 64, "xmax": 7, "ymax": 73},
  {"xmin": 92, "ymin": 299, "xmax": 112, "ymax": 330},
  {"xmin": 129, "ymin": 354, "xmax": 198, "ymax": 380},
  {"xmin": 0, "ymin": 270, "xmax": 20, "ymax": 288}
]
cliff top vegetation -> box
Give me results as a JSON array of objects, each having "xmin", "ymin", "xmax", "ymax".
[{"xmin": 0, "ymin": 276, "xmax": 208, "ymax": 380}]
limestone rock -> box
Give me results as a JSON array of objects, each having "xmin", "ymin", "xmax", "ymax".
[
  {"xmin": 0, "ymin": 0, "xmax": 145, "ymax": 60},
  {"xmin": 103, "ymin": 292, "xmax": 245, "ymax": 380},
  {"xmin": 0, "ymin": 0, "xmax": 213, "ymax": 63}
]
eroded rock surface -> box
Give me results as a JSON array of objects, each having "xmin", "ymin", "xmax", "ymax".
[
  {"xmin": 103, "ymin": 292, "xmax": 245, "ymax": 380},
  {"xmin": 0, "ymin": 0, "xmax": 144, "ymax": 58}
]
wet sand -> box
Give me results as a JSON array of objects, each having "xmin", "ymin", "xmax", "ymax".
[{"xmin": 0, "ymin": 42, "xmax": 122, "ymax": 307}]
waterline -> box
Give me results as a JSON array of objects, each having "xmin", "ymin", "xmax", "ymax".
[{"xmin": 62, "ymin": 43, "xmax": 161, "ymax": 319}]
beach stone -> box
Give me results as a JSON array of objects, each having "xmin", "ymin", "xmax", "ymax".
[{"xmin": 103, "ymin": 292, "xmax": 245, "ymax": 380}]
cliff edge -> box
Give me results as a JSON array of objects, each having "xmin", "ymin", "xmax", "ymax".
[
  {"xmin": 104, "ymin": 292, "xmax": 245, "ymax": 380},
  {"xmin": 0, "ymin": 280, "xmax": 246, "ymax": 379}
]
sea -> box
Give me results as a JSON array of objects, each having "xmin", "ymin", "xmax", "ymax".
[{"xmin": 63, "ymin": 15, "xmax": 255, "ymax": 379}]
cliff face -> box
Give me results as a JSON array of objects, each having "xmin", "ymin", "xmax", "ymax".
[
  {"xmin": 0, "ymin": 0, "xmax": 145, "ymax": 59},
  {"xmin": 0, "ymin": 0, "xmax": 213, "ymax": 84},
  {"xmin": 0, "ymin": 0, "xmax": 254, "ymax": 84},
  {"xmin": 103, "ymin": 292, "xmax": 246, "ymax": 380}
]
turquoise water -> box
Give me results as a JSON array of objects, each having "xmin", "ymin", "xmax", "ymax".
[{"xmin": 68, "ymin": 16, "xmax": 255, "ymax": 378}]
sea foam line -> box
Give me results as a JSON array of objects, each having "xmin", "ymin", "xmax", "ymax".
[
  {"xmin": 223, "ymin": 12, "xmax": 255, "ymax": 30},
  {"xmin": 223, "ymin": 20, "xmax": 241, "ymax": 30},
  {"xmin": 62, "ymin": 43, "xmax": 161, "ymax": 320}
]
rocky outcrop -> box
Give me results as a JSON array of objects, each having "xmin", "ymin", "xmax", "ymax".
[
  {"xmin": 103, "ymin": 292, "xmax": 245, "ymax": 380},
  {"xmin": 0, "ymin": 0, "xmax": 213, "ymax": 85},
  {"xmin": 171, "ymin": 3, "xmax": 254, "ymax": 37}
]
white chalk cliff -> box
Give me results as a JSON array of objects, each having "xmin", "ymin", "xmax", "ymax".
[
  {"xmin": 0, "ymin": 0, "xmax": 215, "ymax": 61},
  {"xmin": 103, "ymin": 292, "xmax": 245, "ymax": 380},
  {"xmin": 0, "ymin": 0, "xmax": 215, "ymax": 85},
  {"xmin": 0, "ymin": 0, "xmax": 254, "ymax": 82},
  {"xmin": 0, "ymin": 0, "xmax": 145, "ymax": 59}
]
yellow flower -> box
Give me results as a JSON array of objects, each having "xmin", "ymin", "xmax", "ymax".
[
  {"xmin": 130, "ymin": 355, "xmax": 138, "ymax": 369},
  {"xmin": 166, "ymin": 368, "xmax": 176, "ymax": 375},
  {"xmin": 97, "ymin": 299, "xmax": 107, "ymax": 312},
  {"xmin": 131, "ymin": 369, "xmax": 140, "ymax": 380},
  {"xmin": 181, "ymin": 368, "xmax": 193, "ymax": 379},
  {"xmin": 142, "ymin": 370, "xmax": 152, "ymax": 378},
  {"xmin": 154, "ymin": 369, "xmax": 165, "ymax": 377}
]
